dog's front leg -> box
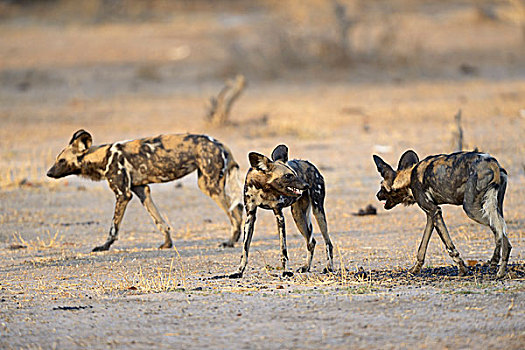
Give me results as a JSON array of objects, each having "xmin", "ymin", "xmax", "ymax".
[
  {"xmin": 230, "ymin": 208, "xmax": 257, "ymax": 278},
  {"xmin": 93, "ymin": 171, "xmax": 132, "ymax": 252},
  {"xmin": 274, "ymin": 208, "xmax": 291, "ymax": 276},
  {"xmin": 409, "ymin": 213, "xmax": 434, "ymax": 274},
  {"xmin": 92, "ymin": 193, "xmax": 131, "ymax": 252},
  {"xmin": 432, "ymin": 208, "xmax": 468, "ymax": 276}
]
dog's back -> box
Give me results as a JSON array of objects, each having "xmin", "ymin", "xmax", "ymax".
[
  {"xmin": 111, "ymin": 134, "xmax": 236, "ymax": 187},
  {"xmin": 413, "ymin": 152, "xmax": 505, "ymax": 206}
]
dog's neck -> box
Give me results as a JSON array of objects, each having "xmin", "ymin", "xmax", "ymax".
[
  {"xmin": 392, "ymin": 164, "xmax": 416, "ymax": 190},
  {"xmin": 79, "ymin": 145, "xmax": 111, "ymax": 181}
]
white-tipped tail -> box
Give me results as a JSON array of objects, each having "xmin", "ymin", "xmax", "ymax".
[
  {"xmin": 482, "ymin": 187, "xmax": 507, "ymax": 234},
  {"xmin": 225, "ymin": 165, "xmax": 243, "ymax": 212}
]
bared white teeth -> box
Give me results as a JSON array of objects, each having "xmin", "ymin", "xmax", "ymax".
[{"xmin": 287, "ymin": 186, "xmax": 302, "ymax": 195}]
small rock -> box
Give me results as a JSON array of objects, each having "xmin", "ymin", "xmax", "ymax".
[
  {"xmin": 8, "ymin": 244, "xmax": 27, "ymax": 250},
  {"xmin": 459, "ymin": 63, "xmax": 478, "ymax": 75},
  {"xmin": 353, "ymin": 204, "xmax": 377, "ymax": 216}
]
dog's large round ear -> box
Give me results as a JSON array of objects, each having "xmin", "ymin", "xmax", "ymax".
[
  {"xmin": 373, "ymin": 155, "xmax": 395, "ymax": 181},
  {"xmin": 69, "ymin": 129, "xmax": 92, "ymax": 153},
  {"xmin": 271, "ymin": 144, "xmax": 288, "ymax": 163},
  {"xmin": 397, "ymin": 150, "xmax": 419, "ymax": 171},
  {"xmin": 249, "ymin": 152, "xmax": 272, "ymax": 172}
]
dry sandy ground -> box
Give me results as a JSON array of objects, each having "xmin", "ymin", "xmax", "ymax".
[{"xmin": 1, "ymin": 1, "xmax": 525, "ymax": 349}]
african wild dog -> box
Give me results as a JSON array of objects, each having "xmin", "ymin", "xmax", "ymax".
[
  {"xmin": 373, "ymin": 150, "xmax": 511, "ymax": 279},
  {"xmin": 229, "ymin": 145, "xmax": 334, "ymax": 278},
  {"xmin": 47, "ymin": 129, "xmax": 243, "ymax": 251}
]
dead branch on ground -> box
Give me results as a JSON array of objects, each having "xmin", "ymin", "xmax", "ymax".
[
  {"xmin": 332, "ymin": 0, "xmax": 356, "ymax": 61},
  {"xmin": 205, "ymin": 75, "xmax": 246, "ymax": 126}
]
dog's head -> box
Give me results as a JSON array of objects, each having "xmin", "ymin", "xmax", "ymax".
[
  {"xmin": 373, "ymin": 150, "xmax": 419, "ymax": 209},
  {"xmin": 47, "ymin": 129, "xmax": 92, "ymax": 179},
  {"xmin": 247, "ymin": 144, "xmax": 308, "ymax": 197}
]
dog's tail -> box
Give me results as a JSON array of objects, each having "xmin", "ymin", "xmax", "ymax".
[
  {"xmin": 224, "ymin": 158, "xmax": 243, "ymax": 213},
  {"xmin": 497, "ymin": 168, "xmax": 507, "ymax": 217},
  {"xmin": 481, "ymin": 161, "xmax": 507, "ymax": 227}
]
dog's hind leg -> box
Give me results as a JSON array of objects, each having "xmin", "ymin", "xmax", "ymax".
[
  {"xmin": 496, "ymin": 171, "xmax": 511, "ymax": 278},
  {"xmin": 464, "ymin": 169, "xmax": 511, "ymax": 279},
  {"xmin": 310, "ymin": 194, "xmax": 333, "ymax": 272},
  {"xmin": 408, "ymin": 213, "xmax": 434, "ymax": 274},
  {"xmin": 209, "ymin": 193, "xmax": 243, "ymax": 248},
  {"xmin": 312, "ymin": 206, "xmax": 334, "ymax": 273},
  {"xmin": 131, "ymin": 185, "xmax": 173, "ymax": 249},
  {"xmin": 197, "ymin": 169, "xmax": 243, "ymax": 248},
  {"xmin": 482, "ymin": 192, "xmax": 510, "ymax": 279},
  {"xmin": 291, "ymin": 195, "xmax": 316, "ymax": 273}
]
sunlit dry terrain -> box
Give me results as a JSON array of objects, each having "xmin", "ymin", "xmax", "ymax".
[{"xmin": 0, "ymin": 1, "xmax": 524, "ymax": 349}]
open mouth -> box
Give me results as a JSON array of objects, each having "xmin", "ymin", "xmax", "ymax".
[
  {"xmin": 383, "ymin": 201, "xmax": 394, "ymax": 210},
  {"xmin": 286, "ymin": 186, "xmax": 303, "ymax": 196}
]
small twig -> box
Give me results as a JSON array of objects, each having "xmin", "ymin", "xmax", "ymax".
[
  {"xmin": 453, "ymin": 109, "xmax": 463, "ymax": 151},
  {"xmin": 505, "ymin": 298, "xmax": 514, "ymax": 318}
]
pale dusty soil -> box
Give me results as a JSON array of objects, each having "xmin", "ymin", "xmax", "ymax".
[{"xmin": 1, "ymin": 2, "xmax": 525, "ymax": 349}]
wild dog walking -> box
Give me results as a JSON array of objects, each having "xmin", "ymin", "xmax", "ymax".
[
  {"xmin": 373, "ymin": 150, "xmax": 511, "ymax": 279},
  {"xmin": 47, "ymin": 130, "xmax": 243, "ymax": 251},
  {"xmin": 229, "ymin": 145, "xmax": 334, "ymax": 278}
]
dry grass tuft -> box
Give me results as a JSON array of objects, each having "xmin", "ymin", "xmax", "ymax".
[
  {"xmin": 12, "ymin": 230, "xmax": 63, "ymax": 250},
  {"xmin": 123, "ymin": 254, "xmax": 187, "ymax": 294},
  {"xmin": 131, "ymin": 259, "xmax": 177, "ymax": 293}
]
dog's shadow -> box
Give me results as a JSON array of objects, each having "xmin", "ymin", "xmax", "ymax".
[{"xmin": 346, "ymin": 263, "xmax": 525, "ymax": 282}]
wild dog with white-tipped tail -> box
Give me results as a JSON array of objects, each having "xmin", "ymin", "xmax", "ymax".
[
  {"xmin": 47, "ymin": 130, "xmax": 243, "ymax": 251},
  {"xmin": 230, "ymin": 145, "xmax": 334, "ymax": 278},
  {"xmin": 373, "ymin": 150, "xmax": 511, "ymax": 279}
]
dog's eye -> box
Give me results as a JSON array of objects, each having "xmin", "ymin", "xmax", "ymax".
[
  {"xmin": 284, "ymin": 174, "xmax": 293, "ymax": 179},
  {"xmin": 58, "ymin": 159, "xmax": 66, "ymax": 164}
]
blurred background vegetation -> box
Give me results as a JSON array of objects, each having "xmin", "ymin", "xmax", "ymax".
[
  {"xmin": 1, "ymin": 0, "xmax": 524, "ymax": 189},
  {"xmin": 1, "ymin": 0, "xmax": 524, "ymax": 83}
]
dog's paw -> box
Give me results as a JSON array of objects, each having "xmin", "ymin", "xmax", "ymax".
[
  {"xmin": 229, "ymin": 272, "xmax": 243, "ymax": 279},
  {"xmin": 322, "ymin": 267, "xmax": 333, "ymax": 274},
  {"xmin": 159, "ymin": 241, "xmax": 173, "ymax": 249},
  {"xmin": 458, "ymin": 264, "xmax": 469, "ymax": 276},
  {"xmin": 408, "ymin": 264, "xmax": 421, "ymax": 275},
  {"xmin": 495, "ymin": 268, "xmax": 507, "ymax": 280},
  {"xmin": 296, "ymin": 265, "xmax": 310, "ymax": 273},
  {"xmin": 282, "ymin": 271, "xmax": 294, "ymax": 278},
  {"xmin": 92, "ymin": 245, "xmax": 109, "ymax": 252},
  {"xmin": 220, "ymin": 241, "xmax": 235, "ymax": 248},
  {"xmin": 354, "ymin": 267, "xmax": 367, "ymax": 280},
  {"xmin": 487, "ymin": 260, "xmax": 499, "ymax": 270},
  {"xmin": 495, "ymin": 273, "xmax": 506, "ymax": 280}
]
